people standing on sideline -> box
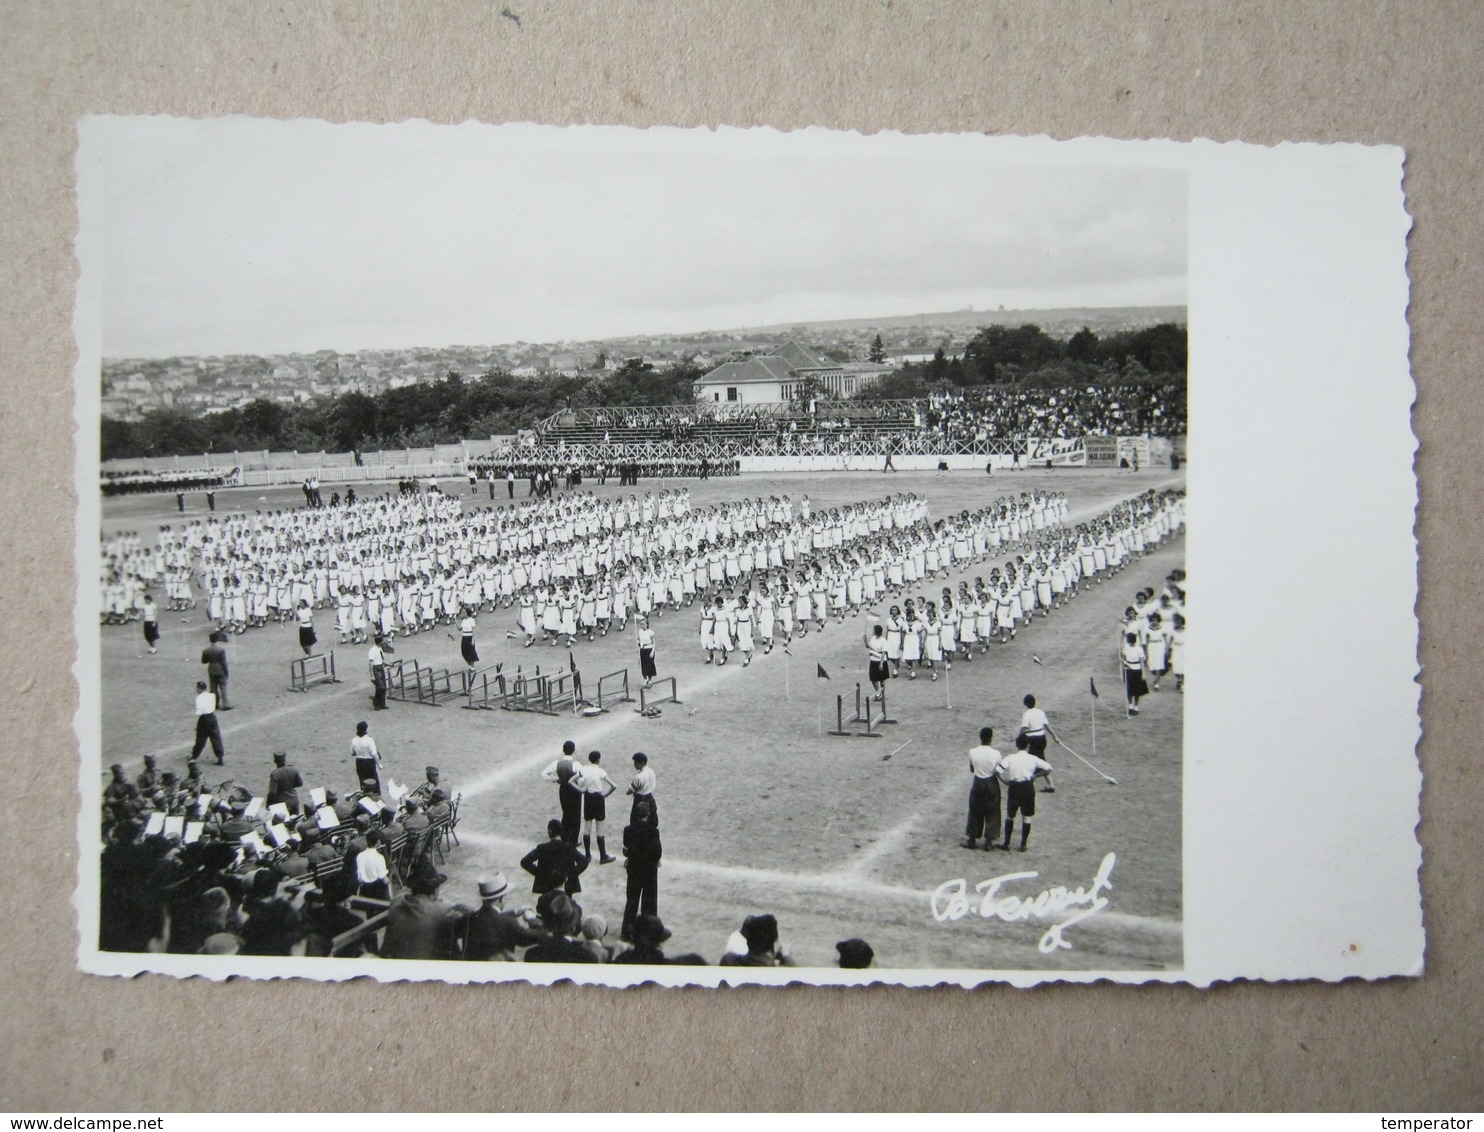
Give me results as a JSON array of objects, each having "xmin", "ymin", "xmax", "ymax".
[
  {"xmin": 1121, "ymin": 631, "xmax": 1149, "ymax": 716},
  {"xmin": 190, "ymin": 680, "xmax": 225, "ymax": 765},
  {"xmin": 265, "ymin": 750, "xmax": 304, "ymax": 816},
  {"xmin": 620, "ymin": 795, "xmax": 662, "ymax": 943},
  {"xmin": 296, "ymin": 599, "xmax": 317, "ymax": 656},
  {"xmin": 996, "ymin": 732, "xmax": 1054, "ymax": 852},
  {"xmin": 962, "ymin": 726, "xmax": 1003, "ymax": 851},
  {"xmin": 573, "ymin": 751, "xmax": 618, "ymax": 863},
  {"xmin": 541, "ymin": 741, "xmax": 584, "ymax": 845},
  {"xmin": 1018, "ymin": 693, "xmax": 1058, "ymax": 793},
  {"xmin": 626, "ymin": 752, "xmax": 657, "ymax": 822},
  {"xmin": 201, "ymin": 631, "xmax": 230, "ymax": 710},
  {"xmin": 636, "ymin": 618, "xmax": 658, "ymax": 689},
  {"xmin": 368, "ymin": 633, "xmax": 391, "ymax": 710},
  {"xmin": 351, "ymin": 721, "xmax": 382, "ymax": 794},
  {"xmin": 141, "ymin": 593, "xmax": 160, "ymax": 654},
  {"xmin": 520, "ymin": 818, "xmax": 589, "ymax": 897},
  {"xmin": 865, "ymin": 621, "xmax": 891, "ymax": 701}
]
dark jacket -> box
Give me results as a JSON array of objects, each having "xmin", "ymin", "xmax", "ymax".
[
  {"xmin": 520, "ymin": 837, "xmax": 588, "ymax": 895},
  {"xmin": 201, "ymin": 642, "xmax": 229, "ymax": 677},
  {"xmin": 463, "ymin": 905, "xmax": 541, "ymax": 961},
  {"xmin": 379, "ymin": 893, "xmax": 463, "ymax": 960},
  {"xmin": 523, "ymin": 933, "xmax": 599, "ymax": 963}
]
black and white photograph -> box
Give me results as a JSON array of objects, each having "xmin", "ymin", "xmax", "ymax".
[{"xmin": 75, "ymin": 120, "xmax": 1416, "ymax": 986}]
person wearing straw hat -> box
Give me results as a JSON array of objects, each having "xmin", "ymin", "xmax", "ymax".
[{"xmin": 460, "ymin": 873, "xmax": 540, "ymax": 962}]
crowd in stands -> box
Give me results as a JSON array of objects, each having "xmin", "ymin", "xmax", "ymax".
[
  {"xmin": 510, "ymin": 384, "xmax": 1185, "ymax": 466},
  {"xmin": 97, "ymin": 747, "xmax": 874, "ymax": 968},
  {"xmin": 101, "ymin": 468, "xmax": 238, "ymax": 497}
]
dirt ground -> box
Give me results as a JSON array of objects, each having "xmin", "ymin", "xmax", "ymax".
[{"xmin": 96, "ymin": 466, "xmax": 1186, "ymax": 973}]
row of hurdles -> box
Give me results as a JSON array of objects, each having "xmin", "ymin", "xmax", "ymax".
[{"xmin": 288, "ymin": 649, "xmax": 681, "ymax": 718}]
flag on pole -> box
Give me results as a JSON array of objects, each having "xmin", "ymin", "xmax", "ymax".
[
  {"xmin": 817, "ymin": 663, "xmax": 830, "ymax": 680},
  {"xmin": 1090, "ymin": 676, "xmax": 1100, "ymax": 699}
]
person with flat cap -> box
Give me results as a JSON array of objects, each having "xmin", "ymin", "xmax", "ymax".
[{"xmin": 266, "ymin": 750, "xmax": 304, "ymax": 816}]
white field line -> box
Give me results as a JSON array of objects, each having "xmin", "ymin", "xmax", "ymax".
[{"xmin": 454, "ymin": 829, "xmax": 1181, "ymax": 937}]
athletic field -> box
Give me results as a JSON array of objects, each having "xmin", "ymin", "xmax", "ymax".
[{"xmin": 96, "ymin": 466, "xmax": 1185, "ymax": 974}]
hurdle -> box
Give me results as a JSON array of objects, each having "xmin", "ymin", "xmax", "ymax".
[
  {"xmin": 828, "ymin": 682, "xmax": 885, "ymax": 738},
  {"xmin": 595, "ymin": 668, "xmax": 635, "ymax": 712},
  {"xmin": 385, "ymin": 658, "xmax": 456, "ymax": 706},
  {"xmin": 637, "ymin": 676, "xmax": 681, "ymax": 712},
  {"xmin": 545, "ymin": 668, "xmax": 583, "ymax": 714},
  {"xmin": 462, "ymin": 667, "xmax": 508, "ymax": 710},
  {"xmin": 459, "ymin": 661, "xmax": 503, "ymax": 696},
  {"xmin": 499, "ymin": 664, "xmax": 572, "ymax": 716},
  {"xmin": 289, "ymin": 651, "xmax": 341, "ymax": 693}
]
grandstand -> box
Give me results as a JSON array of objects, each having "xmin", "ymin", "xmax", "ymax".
[{"xmin": 485, "ymin": 382, "xmax": 1186, "ymax": 468}]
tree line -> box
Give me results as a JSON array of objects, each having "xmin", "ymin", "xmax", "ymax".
[{"xmin": 101, "ymin": 322, "xmax": 1186, "ymax": 460}]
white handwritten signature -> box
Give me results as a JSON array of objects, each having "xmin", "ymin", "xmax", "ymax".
[{"xmin": 930, "ymin": 852, "xmax": 1117, "ymax": 953}]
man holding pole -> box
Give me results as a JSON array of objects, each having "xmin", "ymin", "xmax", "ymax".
[{"xmin": 1018, "ymin": 693, "xmax": 1058, "ymax": 793}]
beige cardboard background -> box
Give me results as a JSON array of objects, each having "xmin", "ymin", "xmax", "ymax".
[{"xmin": 2, "ymin": 1, "xmax": 1479, "ymax": 1111}]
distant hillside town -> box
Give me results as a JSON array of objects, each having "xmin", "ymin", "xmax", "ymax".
[{"xmin": 100, "ymin": 305, "xmax": 1184, "ymax": 422}]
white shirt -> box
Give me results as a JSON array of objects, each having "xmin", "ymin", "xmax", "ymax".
[
  {"xmin": 574, "ymin": 763, "xmax": 616, "ymax": 794},
  {"xmin": 629, "ymin": 766, "xmax": 656, "ymax": 797},
  {"xmin": 996, "ymin": 751, "xmax": 1054, "ymax": 784},
  {"xmin": 459, "ymin": 617, "xmax": 476, "ymax": 636},
  {"xmin": 351, "ymin": 734, "xmax": 379, "ymax": 763},
  {"xmin": 355, "ymin": 846, "xmax": 389, "ymax": 885},
  {"xmin": 1019, "ymin": 707, "xmax": 1050, "ymax": 736},
  {"xmin": 968, "ymin": 744, "xmax": 1003, "ymax": 779},
  {"xmin": 195, "ymin": 690, "xmax": 217, "ymax": 716},
  {"xmin": 368, "ymin": 643, "xmax": 386, "ymax": 666}
]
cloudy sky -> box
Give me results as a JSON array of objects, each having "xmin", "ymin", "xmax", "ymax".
[{"xmin": 86, "ymin": 119, "xmax": 1187, "ymax": 359}]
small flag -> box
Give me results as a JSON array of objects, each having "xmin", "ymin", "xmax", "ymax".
[
  {"xmin": 1090, "ymin": 676, "xmax": 1100, "ymax": 699},
  {"xmin": 816, "ymin": 663, "xmax": 830, "ymax": 680}
]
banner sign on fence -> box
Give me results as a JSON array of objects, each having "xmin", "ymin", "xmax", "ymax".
[
  {"xmin": 1084, "ymin": 435, "xmax": 1119, "ymax": 466},
  {"xmin": 1025, "ymin": 437, "xmax": 1087, "ymax": 467}
]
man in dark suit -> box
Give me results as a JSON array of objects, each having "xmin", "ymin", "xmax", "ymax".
[
  {"xmin": 201, "ymin": 631, "xmax": 231, "ymax": 710},
  {"xmin": 460, "ymin": 873, "xmax": 541, "ymax": 961},
  {"xmin": 522, "ymin": 891, "xmax": 597, "ymax": 964},
  {"xmin": 619, "ymin": 796, "xmax": 662, "ymax": 944},
  {"xmin": 520, "ymin": 819, "xmax": 588, "ymax": 897},
  {"xmin": 379, "ymin": 866, "xmax": 464, "ymax": 961}
]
